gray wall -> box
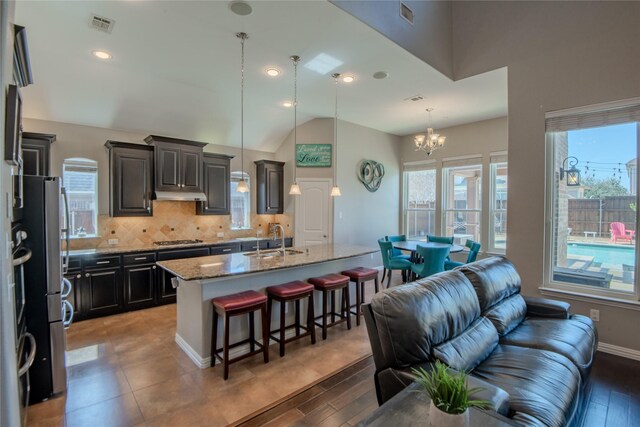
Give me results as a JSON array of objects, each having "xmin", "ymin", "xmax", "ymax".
[
  {"xmin": 331, "ymin": 0, "xmax": 454, "ymax": 79},
  {"xmin": 452, "ymin": 1, "xmax": 640, "ymax": 350},
  {"xmin": 22, "ymin": 118, "xmax": 275, "ymax": 216}
]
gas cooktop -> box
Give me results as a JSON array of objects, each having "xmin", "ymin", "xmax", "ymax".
[{"xmin": 153, "ymin": 239, "xmax": 203, "ymax": 246}]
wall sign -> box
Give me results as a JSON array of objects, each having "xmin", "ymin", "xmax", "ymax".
[
  {"xmin": 358, "ymin": 159, "xmax": 385, "ymax": 192},
  {"xmin": 296, "ymin": 144, "xmax": 332, "ymax": 167}
]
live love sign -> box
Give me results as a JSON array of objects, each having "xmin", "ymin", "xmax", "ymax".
[{"xmin": 296, "ymin": 144, "xmax": 332, "ymax": 167}]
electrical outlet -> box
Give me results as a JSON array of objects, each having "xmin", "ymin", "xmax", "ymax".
[
  {"xmin": 257, "ymin": 230, "xmax": 263, "ymax": 236},
  {"xmin": 108, "ymin": 239, "xmax": 118, "ymax": 246},
  {"xmin": 589, "ymin": 309, "xmax": 600, "ymax": 322},
  {"xmin": 217, "ymin": 232, "xmax": 224, "ymax": 238}
]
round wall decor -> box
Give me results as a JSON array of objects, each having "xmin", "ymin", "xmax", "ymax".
[{"xmin": 357, "ymin": 159, "xmax": 385, "ymax": 192}]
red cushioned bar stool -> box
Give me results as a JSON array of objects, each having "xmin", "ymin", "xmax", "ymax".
[
  {"xmin": 340, "ymin": 267, "xmax": 380, "ymax": 326},
  {"xmin": 308, "ymin": 273, "xmax": 351, "ymax": 340},
  {"xmin": 210, "ymin": 290, "xmax": 269, "ymax": 380},
  {"xmin": 266, "ymin": 280, "xmax": 316, "ymax": 357}
]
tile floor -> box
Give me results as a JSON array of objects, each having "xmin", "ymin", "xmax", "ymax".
[{"xmin": 26, "ymin": 279, "xmax": 386, "ymax": 427}]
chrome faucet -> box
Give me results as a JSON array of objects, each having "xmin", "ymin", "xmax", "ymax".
[{"xmin": 273, "ymin": 224, "xmax": 286, "ymax": 255}]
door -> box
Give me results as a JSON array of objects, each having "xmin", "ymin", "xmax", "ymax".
[
  {"xmin": 82, "ymin": 268, "xmax": 121, "ymax": 316},
  {"xmin": 197, "ymin": 155, "xmax": 230, "ymax": 215},
  {"xmin": 156, "ymin": 144, "xmax": 181, "ymax": 190},
  {"xmin": 295, "ymin": 179, "xmax": 332, "ymax": 246},
  {"xmin": 266, "ymin": 166, "xmax": 283, "ymax": 213},
  {"xmin": 181, "ymin": 147, "xmax": 203, "ymax": 191},
  {"xmin": 112, "ymin": 148, "xmax": 153, "ymax": 216},
  {"xmin": 123, "ymin": 264, "xmax": 156, "ymax": 309}
]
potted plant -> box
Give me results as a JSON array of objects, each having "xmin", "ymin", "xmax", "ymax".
[{"xmin": 413, "ymin": 361, "xmax": 489, "ymax": 427}]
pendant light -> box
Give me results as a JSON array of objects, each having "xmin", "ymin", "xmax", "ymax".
[
  {"xmin": 236, "ymin": 32, "xmax": 249, "ymax": 193},
  {"xmin": 330, "ymin": 73, "xmax": 342, "ymax": 197},
  {"xmin": 288, "ymin": 55, "xmax": 302, "ymax": 196}
]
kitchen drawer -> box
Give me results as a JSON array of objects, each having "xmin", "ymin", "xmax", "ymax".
[
  {"xmin": 209, "ymin": 243, "xmax": 241, "ymax": 255},
  {"xmin": 83, "ymin": 255, "xmax": 121, "ymax": 270},
  {"xmin": 157, "ymin": 247, "xmax": 209, "ymax": 261},
  {"xmin": 123, "ymin": 252, "xmax": 157, "ymax": 265},
  {"xmin": 266, "ymin": 238, "xmax": 293, "ymax": 249},
  {"xmin": 67, "ymin": 257, "xmax": 81, "ymax": 270},
  {"xmin": 240, "ymin": 240, "xmax": 269, "ymax": 252}
]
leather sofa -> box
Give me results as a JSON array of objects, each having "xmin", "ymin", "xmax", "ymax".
[{"xmin": 364, "ymin": 256, "xmax": 597, "ymax": 427}]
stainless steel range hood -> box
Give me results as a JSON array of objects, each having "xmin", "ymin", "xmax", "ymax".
[{"xmin": 154, "ymin": 191, "xmax": 207, "ymax": 202}]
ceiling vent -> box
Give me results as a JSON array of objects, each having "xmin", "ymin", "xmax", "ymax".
[
  {"xmin": 405, "ymin": 94, "xmax": 424, "ymax": 102},
  {"xmin": 400, "ymin": 2, "xmax": 414, "ymax": 25},
  {"xmin": 89, "ymin": 14, "xmax": 115, "ymax": 33}
]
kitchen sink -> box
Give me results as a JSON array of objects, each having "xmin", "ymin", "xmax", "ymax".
[{"xmin": 244, "ymin": 249, "xmax": 304, "ymax": 258}]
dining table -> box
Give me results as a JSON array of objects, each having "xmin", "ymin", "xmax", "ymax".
[{"xmin": 393, "ymin": 240, "xmax": 464, "ymax": 255}]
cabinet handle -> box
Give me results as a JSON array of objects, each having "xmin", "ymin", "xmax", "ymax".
[
  {"xmin": 76, "ymin": 274, "xmax": 81, "ymax": 279},
  {"xmin": 85, "ymin": 273, "xmax": 90, "ymax": 277},
  {"xmin": 222, "ymin": 249, "xmax": 231, "ymax": 252},
  {"xmin": 152, "ymin": 266, "xmax": 156, "ymax": 270},
  {"xmin": 96, "ymin": 260, "xmax": 110, "ymax": 265},
  {"xmin": 134, "ymin": 257, "xmax": 147, "ymax": 261}
]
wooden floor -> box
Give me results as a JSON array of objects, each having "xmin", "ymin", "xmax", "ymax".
[{"xmin": 241, "ymin": 352, "xmax": 640, "ymax": 427}]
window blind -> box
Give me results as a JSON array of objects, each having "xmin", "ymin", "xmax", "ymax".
[
  {"xmin": 490, "ymin": 152, "xmax": 508, "ymax": 164},
  {"xmin": 403, "ymin": 159, "xmax": 436, "ymax": 172},
  {"xmin": 442, "ymin": 155, "xmax": 482, "ymax": 169},
  {"xmin": 546, "ymin": 104, "xmax": 640, "ymax": 132}
]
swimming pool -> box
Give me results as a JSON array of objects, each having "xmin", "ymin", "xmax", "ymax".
[{"xmin": 567, "ymin": 243, "xmax": 636, "ymax": 266}]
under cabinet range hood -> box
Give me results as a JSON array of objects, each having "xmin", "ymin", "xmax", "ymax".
[{"xmin": 154, "ymin": 190, "xmax": 206, "ymax": 202}]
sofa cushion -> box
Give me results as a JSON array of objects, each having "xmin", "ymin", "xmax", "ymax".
[
  {"xmin": 432, "ymin": 317, "xmax": 498, "ymax": 372},
  {"xmin": 483, "ymin": 294, "xmax": 528, "ymax": 335},
  {"xmin": 472, "ymin": 345, "xmax": 581, "ymax": 427},
  {"xmin": 459, "ymin": 257, "xmax": 522, "ymax": 311},
  {"xmin": 370, "ymin": 270, "xmax": 481, "ymax": 367},
  {"xmin": 500, "ymin": 314, "xmax": 597, "ymax": 380}
]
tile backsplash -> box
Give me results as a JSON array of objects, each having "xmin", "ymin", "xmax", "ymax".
[{"xmin": 69, "ymin": 201, "xmax": 292, "ymax": 250}]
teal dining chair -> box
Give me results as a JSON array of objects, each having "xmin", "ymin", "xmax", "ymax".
[
  {"xmin": 426, "ymin": 235, "xmax": 454, "ymax": 244},
  {"xmin": 410, "ymin": 244, "xmax": 450, "ymax": 279},
  {"xmin": 378, "ymin": 239, "xmax": 412, "ymax": 287},
  {"xmin": 444, "ymin": 240, "xmax": 482, "ymax": 270},
  {"xmin": 384, "ymin": 235, "xmax": 411, "ymax": 282}
]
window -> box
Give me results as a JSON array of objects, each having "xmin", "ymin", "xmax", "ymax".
[
  {"xmin": 230, "ymin": 171, "xmax": 250, "ymax": 229},
  {"xmin": 490, "ymin": 160, "xmax": 508, "ymax": 252},
  {"xmin": 443, "ymin": 163, "xmax": 482, "ymax": 244},
  {"xmin": 546, "ymin": 100, "xmax": 640, "ymax": 299},
  {"xmin": 62, "ymin": 158, "xmax": 98, "ymax": 238},
  {"xmin": 404, "ymin": 169, "xmax": 437, "ymax": 239}
]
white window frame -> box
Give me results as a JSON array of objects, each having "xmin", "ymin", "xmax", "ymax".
[
  {"xmin": 62, "ymin": 157, "xmax": 98, "ymax": 239},
  {"xmin": 489, "ymin": 161, "xmax": 508, "ymax": 254},
  {"xmin": 442, "ymin": 163, "xmax": 482, "ymax": 244},
  {"xmin": 403, "ymin": 168, "xmax": 437, "ymax": 240},
  {"xmin": 543, "ymin": 99, "xmax": 640, "ymax": 302},
  {"xmin": 230, "ymin": 171, "xmax": 251, "ymax": 230}
]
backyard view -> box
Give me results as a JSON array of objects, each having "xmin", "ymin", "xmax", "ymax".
[{"xmin": 552, "ymin": 122, "xmax": 638, "ymax": 293}]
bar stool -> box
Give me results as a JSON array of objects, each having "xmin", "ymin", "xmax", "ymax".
[
  {"xmin": 211, "ymin": 290, "xmax": 269, "ymax": 380},
  {"xmin": 308, "ymin": 273, "xmax": 351, "ymax": 340},
  {"xmin": 266, "ymin": 280, "xmax": 316, "ymax": 357},
  {"xmin": 340, "ymin": 267, "xmax": 380, "ymax": 326}
]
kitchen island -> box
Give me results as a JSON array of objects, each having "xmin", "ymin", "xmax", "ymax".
[{"xmin": 157, "ymin": 243, "xmax": 378, "ymax": 368}]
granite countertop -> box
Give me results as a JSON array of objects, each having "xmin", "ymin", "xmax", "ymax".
[
  {"xmin": 155, "ymin": 243, "xmax": 377, "ymax": 281},
  {"xmin": 68, "ymin": 237, "xmax": 282, "ymax": 256}
]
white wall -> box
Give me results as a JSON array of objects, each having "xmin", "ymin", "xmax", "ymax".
[
  {"xmin": 452, "ymin": 1, "xmax": 640, "ymax": 351},
  {"xmin": 22, "ymin": 118, "xmax": 275, "ymax": 216}
]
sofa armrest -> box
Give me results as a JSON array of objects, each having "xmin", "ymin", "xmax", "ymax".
[
  {"xmin": 523, "ymin": 296, "xmax": 570, "ymax": 319},
  {"xmin": 467, "ymin": 375, "xmax": 511, "ymax": 417}
]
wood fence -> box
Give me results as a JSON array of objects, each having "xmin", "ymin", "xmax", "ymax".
[{"xmin": 568, "ymin": 196, "xmax": 636, "ymax": 237}]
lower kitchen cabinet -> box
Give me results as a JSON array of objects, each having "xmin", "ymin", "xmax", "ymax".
[
  {"xmin": 64, "ymin": 271, "xmax": 83, "ymax": 321},
  {"xmin": 156, "ymin": 247, "xmax": 209, "ymax": 305},
  {"xmin": 81, "ymin": 268, "xmax": 121, "ymax": 317},
  {"xmin": 123, "ymin": 264, "xmax": 157, "ymax": 310}
]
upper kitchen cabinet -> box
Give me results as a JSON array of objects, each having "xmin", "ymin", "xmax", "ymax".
[
  {"xmin": 255, "ymin": 160, "xmax": 284, "ymax": 214},
  {"xmin": 144, "ymin": 135, "xmax": 206, "ymax": 195},
  {"xmin": 22, "ymin": 132, "xmax": 55, "ymax": 176},
  {"xmin": 196, "ymin": 153, "xmax": 234, "ymax": 215},
  {"xmin": 105, "ymin": 141, "xmax": 154, "ymax": 217}
]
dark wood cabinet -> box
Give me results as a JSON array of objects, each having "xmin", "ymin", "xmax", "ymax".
[
  {"xmin": 197, "ymin": 153, "xmax": 233, "ymax": 215},
  {"xmin": 123, "ymin": 264, "xmax": 156, "ymax": 310},
  {"xmin": 21, "ymin": 132, "xmax": 55, "ymax": 176},
  {"xmin": 145, "ymin": 135, "xmax": 206, "ymax": 193},
  {"xmin": 255, "ymin": 160, "xmax": 284, "ymax": 214},
  {"xmin": 64, "ymin": 271, "xmax": 83, "ymax": 321},
  {"xmin": 105, "ymin": 141, "xmax": 153, "ymax": 217},
  {"xmin": 156, "ymin": 247, "xmax": 209, "ymax": 305},
  {"xmin": 209, "ymin": 242, "xmax": 241, "ymax": 255},
  {"xmin": 240, "ymin": 240, "xmax": 270, "ymax": 252},
  {"xmin": 81, "ymin": 267, "xmax": 121, "ymax": 317}
]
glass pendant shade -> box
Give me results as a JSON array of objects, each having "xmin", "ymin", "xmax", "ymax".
[
  {"xmin": 237, "ymin": 179, "xmax": 249, "ymax": 193},
  {"xmin": 330, "ymin": 185, "xmax": 342, "ymax": 197},
  {"xmin": 289, "ymin": 183, "xmax": 301, "ymax": 195}
]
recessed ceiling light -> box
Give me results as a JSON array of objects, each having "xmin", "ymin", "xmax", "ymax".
[
  {"xmin": 266, "ymin": 68, "xmax": 280, "ymax": 77},
  {"xmin": 282, "ymin": 101, "xmax": 293, "ymax": 108},
  {"xmin": 373, "ymin": 71, "xmax": 389, "ymax": 79},
  {"xmin": 92, "ymin": 50, "xmax": 112, "ymax": 60},
  {"xmin": 342, "ymin": 75, "xmax": 355, "ymax": 83},
  {"xmin": 229, "ymin": 1, "xmax": 252, "ymax": 16}
]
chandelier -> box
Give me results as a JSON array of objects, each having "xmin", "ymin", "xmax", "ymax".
[{"xmin": 414, "ymin": 108, "xmax": 446, "ymax": 156}]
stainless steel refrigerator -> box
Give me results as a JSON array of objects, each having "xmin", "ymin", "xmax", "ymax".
[{"xmin": 22, "ymin": 175, "xmax": 72, "ymax": 404}]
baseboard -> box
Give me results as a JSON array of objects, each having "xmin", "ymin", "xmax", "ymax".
[{"xmin": 597, "ymin": 342, "xmax": 640, "ymax": 361}]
